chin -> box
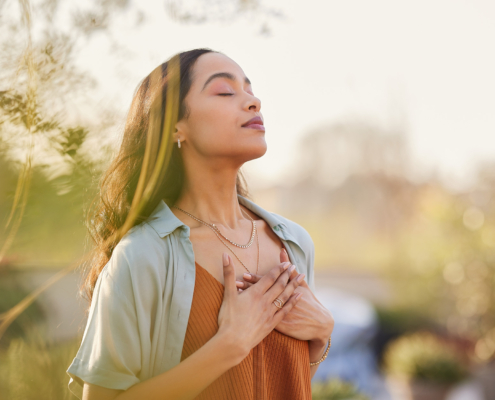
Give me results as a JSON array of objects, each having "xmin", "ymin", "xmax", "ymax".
[{"xmin": 242, "ymin": 140, "xmax": 267, "ymax": 161}]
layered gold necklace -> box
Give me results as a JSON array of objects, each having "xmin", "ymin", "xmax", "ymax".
[{"xmin": 172, "ymin": 205, "xmax": 259, "ymax": 275}]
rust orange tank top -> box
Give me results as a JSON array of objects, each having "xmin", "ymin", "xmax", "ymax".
[{"xmin": 180, "ymin": 261, "xmax": 312, "ymax": 400}]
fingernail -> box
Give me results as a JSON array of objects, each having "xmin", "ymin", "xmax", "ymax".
[
  {"xmin": 297, "ymin": 273, "xmax": 305, "ymax": 283},
  {"xmin": 296, "ymin": 292, "xmax": 303, "ymax": 299},
  {"xmin": 283, "ymin": 262, "xmax": 290, "ymax": 270},
  {"xmin": 289, "ymin": 265, "xmax": 296, "ymax": 273},
  {"xmin": 235, "ymin": 281, "xmax": 243, "ymax": 287},
  {"xmin": 222, "ymin": 253, "xmax": 228, "ymax": 266},
  {"xmin": 243, "ymin": 273, "xmax": 251, "ymax": 280},
  {"xmin": 239, "ymin": 288, "xmax": 243, "ymax": 292}
]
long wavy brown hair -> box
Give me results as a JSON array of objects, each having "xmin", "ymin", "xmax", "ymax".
[{"xmin": 82, "ymin": 48, "xmax": 250, "ymax": 303}]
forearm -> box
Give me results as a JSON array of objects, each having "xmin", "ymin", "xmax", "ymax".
[{"xmin": 115, "ymin": 333, "xmax": 246, "ymax": 400}]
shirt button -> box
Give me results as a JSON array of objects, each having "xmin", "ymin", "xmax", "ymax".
[{"xmin": 274, "ymin": 226, "xmax": 280, "ymax": 231}]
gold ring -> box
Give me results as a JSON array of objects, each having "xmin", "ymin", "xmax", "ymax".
[{"xmin": 273, "ymin": 298, "xmax": 284, "ymax": 309}]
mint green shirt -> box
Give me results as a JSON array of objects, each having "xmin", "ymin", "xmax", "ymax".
[{"xmin": 66, "ymin": 194, "xmax": 315, "ymax": 398}]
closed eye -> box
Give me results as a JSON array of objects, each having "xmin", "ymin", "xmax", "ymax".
[{"xmin": 218, "ymin": 93, "xmax": 234, "ymax": 96}]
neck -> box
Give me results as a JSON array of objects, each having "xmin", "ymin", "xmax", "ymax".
[{"xmin": 174, "ymin": 160, "xmax": 246, "ymax": 230}]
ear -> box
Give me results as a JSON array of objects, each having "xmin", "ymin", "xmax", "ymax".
[{"xmin": 174, "ymin": 119, "xmax": 189, "ymax": 145}]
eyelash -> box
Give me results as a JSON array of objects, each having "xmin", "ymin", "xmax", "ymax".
[{"xmin": 218, "ymin": 93, "xmax": 234, "ymax": 96}]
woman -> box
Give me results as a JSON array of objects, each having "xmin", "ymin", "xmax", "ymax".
[{"xmin": 67, "ymin": 48, "xmax": 334, "ymax": 400}]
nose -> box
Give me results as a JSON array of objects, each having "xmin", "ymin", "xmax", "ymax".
[{"xmin": 245, "ymin": 93, "xmax": 261, "ymax": 112}]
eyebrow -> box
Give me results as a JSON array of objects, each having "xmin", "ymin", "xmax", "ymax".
[{"xmin": 201, "ymin": 72, "xmax": 251, "ymax": 92}]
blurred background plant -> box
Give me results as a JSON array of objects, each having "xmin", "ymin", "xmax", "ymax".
[
  {"xmin": 312, "ymin": 379, "xmax": 370, "ymax": 400},
  {"xmin": 0, "ymin": 328, "xmax": 80, "ymax": 400},
  {"xmin": 382, "ymin": 331, "xmax": 470, "ymax": 400},
  {"xmin": 383, "ymin": 331, "xmax": 468, "ymax": 384},
  {"xmin": 0, "ymin": 259, "xmax": 45, "ymax": 347}
]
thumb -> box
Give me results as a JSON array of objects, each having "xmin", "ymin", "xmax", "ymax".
[{"xmin": 222, "ymin": 253, "xmax": 237, "ymax": 302}]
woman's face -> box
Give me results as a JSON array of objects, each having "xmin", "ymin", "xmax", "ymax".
[{"xmin": 176, "ymin": 52, "xmax": 266, "ymax": 164}]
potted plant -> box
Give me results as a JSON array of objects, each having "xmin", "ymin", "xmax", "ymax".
[{"xmin": 383, "ymin": 331, "xmax": 468, "ymax": 400}]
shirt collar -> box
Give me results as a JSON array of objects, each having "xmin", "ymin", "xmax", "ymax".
[{"xmin": 145, "ymin": 194, "xmax": 287, "ymax": 238}]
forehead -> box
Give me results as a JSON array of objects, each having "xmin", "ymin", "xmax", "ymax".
[{"xmin": 190, "ymin": 52, "xmax": 246, "ymax": 89}]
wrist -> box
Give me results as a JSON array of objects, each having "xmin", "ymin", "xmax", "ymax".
[
  {"xmin": 309, "ymin": 321, "xmax": 333, "ymax": 363},
  {"xmin": 214, "ymin": 330, "xmax": 250, "ymax": 366},
  {"xmin": 309, "ymin": 336, "xmax": 331, "ymax": 366},
  {"xmin": 309, "ymin": 337, "xmax": 327, "ymax": 359},
  {"xmin": 309, "ymin": 335, "xmax": 329, "ymax": 348}
]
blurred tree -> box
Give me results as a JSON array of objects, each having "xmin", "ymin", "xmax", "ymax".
[
  {"xmin": 164, "ymin": 0, "xmax": 284, "ymax": 36},
  {"xmin": 294, "ymin": 118, "xmax": 411, "ymax": 188}
]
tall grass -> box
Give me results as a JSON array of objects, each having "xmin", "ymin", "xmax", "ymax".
[{"xmin": 0, "ymin": 328, "xmax": 80, "ymax": 400}]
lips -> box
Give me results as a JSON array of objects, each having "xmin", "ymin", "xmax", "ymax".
[{"xmin": 242, "ymin": 116, "xmax": 264, "ymax": 130}]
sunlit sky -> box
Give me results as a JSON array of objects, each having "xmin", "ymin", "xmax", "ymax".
[{"xmin": 76, "ymin": 0, "xmax": 495, "ymax": 191}]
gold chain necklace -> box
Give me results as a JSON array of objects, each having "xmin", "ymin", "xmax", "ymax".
[
  {"xmin": 172, "ymin": 206, "xmax": 256, "ymax": 248},
  {"xmin": 172, "ymin": 205, "xmax": 259, "ymax": 274}
]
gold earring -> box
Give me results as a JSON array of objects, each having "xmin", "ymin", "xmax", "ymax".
[{"xmin": 178, "ymin": 138, "xmax": 181, "ymax": 148}]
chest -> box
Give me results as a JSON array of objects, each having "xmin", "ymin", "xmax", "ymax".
[{"xmin": 188, "ymin": 219, "xmax": 290, "ymax": 284}]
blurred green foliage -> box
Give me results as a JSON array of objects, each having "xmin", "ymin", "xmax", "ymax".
[
  {"xmin": 0, "ymin": 329, "xmax": 80, "ymax": 400},
  {"xmin": 383, "ymin": 331, "xmax": 468, "ymax": 384},
  {"xmin": 0, "ymin": 269, "xmax": 45, "ymax": 347},
  {"xmin": 0, "ymin": 134, "xmax": 99, "ymax": 266},
  {"xmin": 311, "ymin": 379, "xmax": 369, "ymax": 400},
  {"xmin": 386, "ymin": 181, "xmax": 495, "ymax": 362}
]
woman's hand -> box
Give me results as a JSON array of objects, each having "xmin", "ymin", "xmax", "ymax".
[
  {"xmin": 216, "ymin": 253, "xmax": 304, "ymax": 364},
  {"xmin": 237, "ymin": 249, "xmax": 334, "ymax": 346}
]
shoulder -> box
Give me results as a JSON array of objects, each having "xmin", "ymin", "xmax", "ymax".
[
  {"xmin": 115, "ymin": 222, "xmax": 170, "ymax": 266},
  {"xmin": 270, "ymin": 212, "xmax": 315, "ymax": 254},
  {"xmin": 101, "ymin": 222, "xmax": 172, "ymax": 301},
  {"xmin": 269, "ymin": 211, "xmax": 316, "ymax": 291}
]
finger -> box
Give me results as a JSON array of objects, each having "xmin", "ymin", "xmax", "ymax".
[
  {"xmin": 291, "ymin": 268, "xmax": 309, "ymax": 289},
  {"xmin": 236, "ymin": 280, "xmax": 254, "ymax": 289},
  {"xmin": 280, "ymin": 247, "xmax": 290, "ymax": 264},
  {"xmin": 243, "ymin": 272, "xmax": 261, "ymax": 283},
  {"xmin": 270, "ymin": 272, "xmax": 304, "ymax": 309},
  {"xmin": 245, "ymin": 265, "xmax": 296, "ymax": 284},
  {"xmin": 222, "ymin": 253, "xmax": 237, "ymax": 302},
  {"xmin": 255, "ymin": 262, "xmax": 291, "ymax": 294},
  {"xmin": 272, "ymin": 292, "xmax": 303, "ymax": 326},
  {"xmin": 287, "ymin": 265, "xmax": 298, "ymax": 281},
  {"xmin": 264, "ymin": 263, "xmax": 296, "ymax": 300},
  {"xmin": 285, "ymin": 265, "xmax": 309, "ymax": 288}
]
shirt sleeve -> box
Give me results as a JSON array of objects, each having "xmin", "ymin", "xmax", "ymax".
[{"xmin": 66, "ymin": 248, "xmax": 141, "ymax": 399}]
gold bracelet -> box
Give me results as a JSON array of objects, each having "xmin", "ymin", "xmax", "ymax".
[{"xmin": 309, "ymin": 336, "xmax": 331, "ymax": 366}]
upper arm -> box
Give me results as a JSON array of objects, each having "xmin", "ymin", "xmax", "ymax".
[
  {"xmin": 67, "ymin": 246, "xmax": 143, "ymax": 397},
  {"xmin": 67, "ymin": 227, "xmax": 169, "ymax": 399},
  {"xmin": 82, "ymin": 382, "xmax": 123, "ymax": 400}
]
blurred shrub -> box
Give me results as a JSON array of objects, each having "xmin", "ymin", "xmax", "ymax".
[
  {"xmin": 312, "ymin": 379, "xmax": 369, "ymax": 400},
  {"xmin": 0, "ymin": 267, "xmax": 45, "ymax": 348},
  {"xmin": 0, "ymin": 329, "xmax": 80, "ymax": 400},
  {"xmin": 383, "ymin": 331, "xmax": 468, "ymax": 384},
  {"xmin": 373, "ymin": 305, "xmax": 436, "ymax": 363},
  {"xmin": 387, "ymin": 181, "xmax": 495, "ymax": 363}
]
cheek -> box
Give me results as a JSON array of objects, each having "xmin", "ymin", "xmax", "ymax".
[{"xmin": 190, "ymin": 104, "xmax": 238, "ymax": 144}]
